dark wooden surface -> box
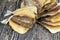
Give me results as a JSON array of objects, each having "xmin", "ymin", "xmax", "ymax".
[{"xmin": 0, "ymin": 0, "xmax": 60, "ymax": 40}]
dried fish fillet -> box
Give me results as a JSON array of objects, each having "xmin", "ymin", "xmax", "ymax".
[
  {"xmin": 37, "ymin": 0, "xmax": 57, "ymax": 18},
  {"xmin": 40, "ymin": 22, "xmax": 60, "ymax": 33},
  {"xmin": 41, "ymin": 3, "xmax": 60, "ymax": 17},
  {"xmin": 13, "ymin": 6, "xmax": 37, "ymax": 17},
  {"xmin": 0, "ymin": 0, "xmax": 59, "ymax": 34},
  {"xmin": 9, "ymin": 6, "xmax": 37, "ymax": 34},
  {"xmin": 21, "ymin": 0, "xmax": 57, "ymax": 19},
  {"xmin": 41, "ymin": 10, "xmax": 60, "ymax": 17},
  {"xmin": 45, "ymin": 13, "xmax": 60, "ymax": 22},
  {"xmin": 9, "ymin": 20, "xmax": 29, "ymax": 34},
  {"xmin": 11, "ymin": 15, "xmax": 34, "ymax": 28},
  {"xmin": 42, "ymin": 21, "xmax": 60, "ymax": 26},
  {"xmin": 37, "ymin": 4, "xmax": 60, "ymax": 33}
]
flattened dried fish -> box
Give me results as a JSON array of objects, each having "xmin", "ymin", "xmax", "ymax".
[
  {"xmin": 41, "ymin": 3, "xmax": 60, "ymax": 17},
  {"xmin": 40, "ymin": 22, "xmax": 60, "ymax": 33},
  {"xmin": 37, "ymin": 2, "xmax": 60, "ymax": 33},
  {"xmin": 45, "ymin": 13, "xmax": 60, "ymax": 22},
  {"xmin": 9, "ymin": 6, "xmax": 37, "ymax": 34},
  {"xmin": 9, "ymin": 20, "xmax": 29, "ymax": 34},
  {"xmin": 1, "ymin": 0, "xmax": 59, "ymax": 34},
  {"xmin": 42, "ymin": 21, "xmax": 60, "ymax": 26}
]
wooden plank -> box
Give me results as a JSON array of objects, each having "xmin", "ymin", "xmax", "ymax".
[
  {"xmin": 0, "ymin": 0, "xmax": 18, "ymax": 40},
  {"xmin": 0, "ymin": 0, "xmax": 7, "ymax": 16},
  {"xmin": 0, "ymin": 0, "xmax": 7, "ymax": 36}
]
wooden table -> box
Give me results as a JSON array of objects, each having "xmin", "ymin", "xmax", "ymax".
[{"xmin": 0, "ymin": 0, "xmax": 60, "ymax": 40}]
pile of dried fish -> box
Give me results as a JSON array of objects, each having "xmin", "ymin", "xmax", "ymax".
[
  {"xmin": 38, "ymin": 3, "xmax": 60, "ymax": 33},
  {"xmin": 0, "ymin": 0, "xmax": 60, "ymax": 34}
]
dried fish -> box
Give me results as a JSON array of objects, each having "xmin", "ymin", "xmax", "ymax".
[
  {"xmin": 9, "ymin": 6, "xmax": 37, "ymax": 34},
  {"xmin": 38, "ymin": 0, "xmax": 56, "ymax": 11},
  {"xmin": 40, "ymin": 3, "xmax": 60, "ymax": 17},
  {"xmin": 45, "ymin": 13, "xmax": 60, "ymax": 22},
  {"xmin": 1, "ymin": 0, "xmax": 60, "ymax": 34},
  {"xmin": 37, "ymin": 2, "xmax": 60, "ymax": 33},
  {"xmin": 40, "ymin": 22, "xmax": 60, "ymax": 33},
  {"xmin": 9, "ymin": 19, "xmax": 29, "ymax": 34},
  {"xmin": 42, "ymin": 21, "xmax": 60, "ymax": 26}
]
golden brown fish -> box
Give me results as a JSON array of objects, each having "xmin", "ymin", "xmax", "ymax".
[
  {"xmin": 9, "ymin": 6, "xmax": 37, "ymax": 34},
  {"xmin": 40, "ymin": 22, "xmax": 60, "ymax": 33}
]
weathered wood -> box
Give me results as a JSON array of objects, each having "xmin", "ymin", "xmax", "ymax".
[
  {"xmin": 0, "ymin": 0, "xmax": 60, "ymax": 40},
  {"xmin": 0, "ymin": 0, "xmax": 7, "ymax": 16},
  {"xmin": 0, "ymin": 0, "xmax": 18, "ymax": 40}
]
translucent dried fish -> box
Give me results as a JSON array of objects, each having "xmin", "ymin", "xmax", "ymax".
[
  {"xmin": 37, "ymin": 0, "xmax": 57, "ymax": 18},
  {"xmin": 42, "ymin": 21, "xmax": 60, "ymax": 26},
  {"xmin": 40, "ymin": 22, "xmax": 60, "ymax": 33},
  {"xmin": 1, "ymin": 0, "xmax": 59, "ymax": 34},
  {"xmin": 45, "ymin": 13, "xmax": 60, "ymax": 22},
  {"xmin": 37, "ymin": 2, "xmax": 60, "ymax": 33},
  {"xmin": 9, "ymin": 6, "xmax": 37, "ymax": 34},
  {"xmin": 9, "ymin": 20, "xmax": 29, "ymax": 34},
  {"xmin": 41, "ymin": 4, "xmax": 60, "ymax": 17}
]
